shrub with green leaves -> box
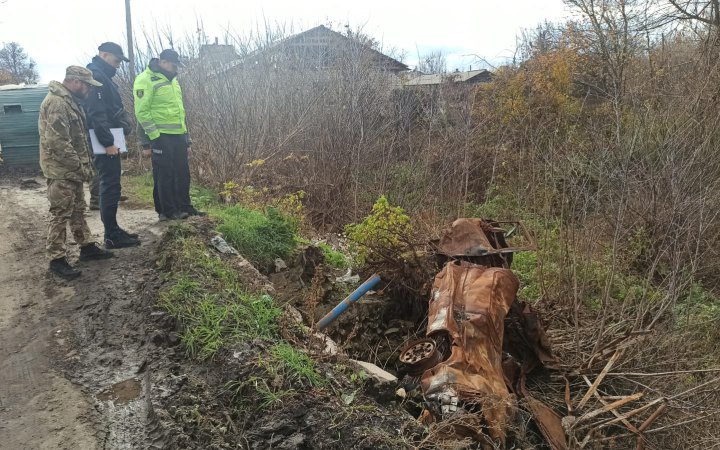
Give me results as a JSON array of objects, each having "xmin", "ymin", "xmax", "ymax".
[{"xmin": 345, "ymin": 195, "xmax": 412, "ymax": 266}]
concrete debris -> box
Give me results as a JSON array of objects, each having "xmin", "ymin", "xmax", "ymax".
[
  {"xmin": 350, "ymin": 359, "xmax": 398, "ymax": 384},
  {"xmin": 231, "ymin": 255, "xmax": 275, "ymax": 295},
  {"xmin": 312, "ymin": 331, "xmax": 339, "ymax": 356},
  {"xmin": 274, "ymin": 258, "xmax": 288, "ymax": 272},
  {"xmin": 209, "ymin": 235, "xmax": 238, "ymax": 255},
  {"xmin": 284, "ymin": 304, "xmax": 304, "ymax": 324},
  {"xmin": 335, "ymin": 269, "xmax": 360, "ymax": 284}
]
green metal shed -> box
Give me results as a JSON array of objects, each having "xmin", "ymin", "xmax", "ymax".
[{"xmin": 0, "ymin": 84, "xmax": 48, "ymax": 167}]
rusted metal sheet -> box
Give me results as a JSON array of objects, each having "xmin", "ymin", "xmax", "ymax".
[
  {"xmin": 525, "ymin": 395, "xmax": 568, "ymax": 450},
  {"xmin": 504, "ymin": 300, "xmax": 557, "ymax": 393},
  {"xmin": 420, "ymin": 261, "xmax": 520, "ymax": 443},
  {"xmin": 400, "ymin": 217, "xmax": 559, "ymax": 447},
  {"xmin": 436, "ymin": 218, "xmax": 536, "ymax": 257}
]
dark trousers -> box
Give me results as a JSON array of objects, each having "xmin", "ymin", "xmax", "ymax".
[
  {"xmin": 93, "ymin": 154, "xmax": 122, "ymax": 238},
  {"xmin": 151, "ymin": 134, "xmax": 192, "ymax": 217}
]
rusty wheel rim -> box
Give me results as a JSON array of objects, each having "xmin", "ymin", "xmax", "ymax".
[{"xmin": 400, "ymin": 340, "xmax": 435, "ymax": 364}]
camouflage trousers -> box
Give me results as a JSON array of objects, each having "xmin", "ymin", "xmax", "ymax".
[
  {"xmin": 46, "ymin": 179, "xmax": 93, "ymax": 260},
  {"xmin": 88, "ymin": 172, "xmax": 99, "ymax": 207}
]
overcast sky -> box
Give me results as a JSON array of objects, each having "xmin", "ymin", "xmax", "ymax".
[{"xmin": 0, "ymin": 0, "xmax": 570, "ymax": 83}]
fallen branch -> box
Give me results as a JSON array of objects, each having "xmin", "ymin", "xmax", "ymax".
[
  {"xmin": 577, "ymin": 349, "xmax": 624, "ymax": 410},
  {"xmin": 593, "ymin": 413, "xmax": 715, "ymax": 445},
  {"xmin": 607, "ymin": 367, "xmax": 720, "ymax": 377},
  {"xmin": 668, "ymin": 375, "xmax": 720, "ymax": 401},
  {"xmin": 589, "ymin": 397, "xmax": 666, "ymax": 431},
  {"xmin": 579, "ymin": 375, "xmax": 641, "ymax": 435},
  {"xmin": 636, "ymin": 403, "xmax": 668, "ymax": 450},
  {"xmin": 572, "ymin": 392, "xmax": 644, "ymax": 429}
]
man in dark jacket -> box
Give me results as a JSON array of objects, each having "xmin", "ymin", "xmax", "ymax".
[{"xmin": 85, "ymin": 42, "xmax": 140, "ymax": 248}]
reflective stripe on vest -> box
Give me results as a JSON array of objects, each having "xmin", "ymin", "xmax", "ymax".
[{"xmin": 156, "ymin": 123, "xmax": 182, "ymax": 130}]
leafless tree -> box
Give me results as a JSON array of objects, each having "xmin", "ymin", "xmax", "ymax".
[
  {"xmin": 417, "ymin": 50, "xmax": 447, "ymax": 74},
  {"xmin": 0, "ymin": 42, "xmax": 38, "ymax": 84}
]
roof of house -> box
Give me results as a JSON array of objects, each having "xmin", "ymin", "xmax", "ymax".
[
  {"xmin": 402, "ymin": 69, "xmax": 491, "ymax": 86},
  {"xmin": 0, "ymin": 83, "xmax": 47, "ymax": 91},
  {"xmin": 213, "ymin": 25, "xmax": 408, "ymax": 75}
]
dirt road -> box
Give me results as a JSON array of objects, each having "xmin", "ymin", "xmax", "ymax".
[{"xmin": 0, "ymin": 177, "xmax": 161, "ymax": 450}]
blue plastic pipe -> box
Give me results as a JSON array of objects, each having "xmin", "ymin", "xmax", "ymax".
[{"xmin": 316, "ymin": 274, "xmax": 381, "ymax": 331}]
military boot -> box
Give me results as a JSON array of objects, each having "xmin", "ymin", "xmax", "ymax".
[
  {"xmin": 49, "ymin": 257, "xmax": 81, "ymax": 280},
  {"xmin": 79, "ymin": 243, "xmax": 115, "ymax": 261}
]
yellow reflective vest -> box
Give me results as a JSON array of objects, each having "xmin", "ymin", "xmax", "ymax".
[{"xmin": 133, "ymin": 60, "xmax": 188, "ymax": 142}]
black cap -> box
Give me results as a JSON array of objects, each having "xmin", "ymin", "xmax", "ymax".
[
  {"xmin": 98, "ymin": 42, "xmax": 130, "ymax": 62},
  {"xmin": 159, "ymin": 49, "xmax": 185, "ymax": 67}
]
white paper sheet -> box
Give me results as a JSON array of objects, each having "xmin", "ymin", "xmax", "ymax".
[{"xmin": 89, "ymin": 128, "xmax": 127, "ymax": 155}]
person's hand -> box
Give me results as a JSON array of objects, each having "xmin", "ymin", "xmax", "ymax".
[
  {"xmin": 106, "ymin": 145, "xmax": 120, "ymax": 156},
  {"xmin": 143, "ymin": 149, "xmax": 152, "ymax": 158}
]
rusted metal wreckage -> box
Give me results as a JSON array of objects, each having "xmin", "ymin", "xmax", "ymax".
[{"xmin": 399, "ymin": 218, "xmax": 565, "ymax": 448}]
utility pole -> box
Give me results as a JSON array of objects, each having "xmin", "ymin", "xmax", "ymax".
[{"xmin": 125, "ymin": 0, "xmax": 135, "ymax": 77}]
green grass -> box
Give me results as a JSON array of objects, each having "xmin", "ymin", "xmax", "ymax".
[
  {"xmin": 190, "ymin": 184, "xmax": 219, "ymax": 211},
  {"xmin": 122, "ymin": 173, "xmax": 219, "ymax": 211},
  {"xmin": 122, "ymin": 172, "xmax": 155, "ymax": 207},
  {"xmin": 226, "ymin": 377, "xmax": 296, "ymax": 409},
  {"xmin": 269, "ymin": 342, "xmax": 324, "ymax": 387},
  {"xmin": 123, "ymin": 174, "xmax": 298, "ymax": 271},
  {"xmin": 213, "ymin": 206, "xmax": 297, "ymax": 270},
  {"xmin": 317, "ymin": 242, "xmax": 350, "ymax": 269},
  {"xmin": 157, "ymin": 222, "xmax": 321, "ymax": 393},
  {"xmin": 158, "ymin": 228, "xmax": 283, "ymax": 360}
]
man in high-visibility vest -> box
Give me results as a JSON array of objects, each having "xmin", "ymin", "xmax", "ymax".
[{"xmin": 133, "ymin": 49, "xmax": 205, "ymax": 221}]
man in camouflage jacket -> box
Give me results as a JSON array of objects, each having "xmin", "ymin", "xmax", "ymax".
[{"xmin": 38, "ymin": 66, "xmax": 114, "ymax": 280}]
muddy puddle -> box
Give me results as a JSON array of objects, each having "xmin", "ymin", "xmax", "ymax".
[{"xmin": 97, "ymin": 378, "xmax": 143, "ymax": 405}]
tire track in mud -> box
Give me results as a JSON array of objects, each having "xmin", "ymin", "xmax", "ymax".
[
  {"xmin": 0, "ymin": 178, "xmax": 165, "ymax": 450},
  {"xmin": 0, "ymin": 181, "xmax": 100, "ymax": 450}
]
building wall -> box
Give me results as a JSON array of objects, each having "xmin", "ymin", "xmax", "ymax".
[{"xmin": 0, "ymin": 86, "xmax": 47, "ymax": 166}]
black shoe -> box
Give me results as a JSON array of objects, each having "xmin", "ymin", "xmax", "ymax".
[
  {"xmin": 158, "ymin": 214, "xmax": 170, "ymax": 222},
  {"xmin": 79, "ymin": 243, "xmax": 115, "ymax": 261},
  {"xmin": 171, "ymin": 211, "xmax": 189, "ymax": 220},
  {"xmin": 105, "ymin": 233, "xmax": 141, "ymax": 249},
  {"xmin": 49, "ymin": 257, "xmax": 81, "ymax": 280},
  {"xmin": 117, "ymin": 228, "xmax": 139, "ymax": 239},
  {"xmin": 89, "ymin": 204, "xmax": 100, "ymax": 211},
  {"xmin": 186, "ymin": 207, "xmax": 207, "ymax": 217},
  {"xmin": 119, "ymin": 195, "xmax": 128, "ymax": 202}
]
